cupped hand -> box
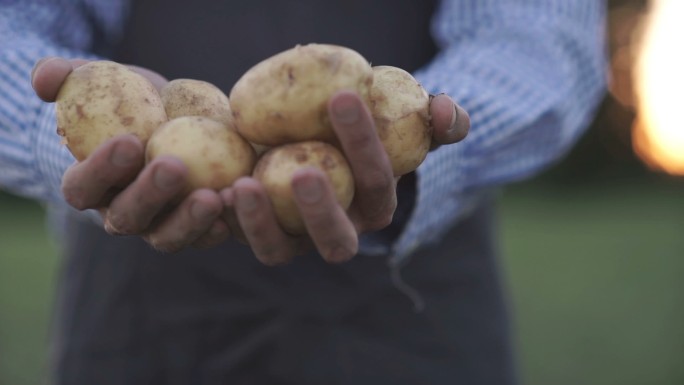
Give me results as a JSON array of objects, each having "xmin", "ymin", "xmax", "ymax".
[
  {"xmin": 33, "ymin": 57, "xmax": 470, "ymax": 258},
  {"xmin": 222, "ymin": 90, "xmax": 470, "ymax": 266},
  {"xmin": 32, "ymin": 57, "xmax": 232, "ymax": 252}
]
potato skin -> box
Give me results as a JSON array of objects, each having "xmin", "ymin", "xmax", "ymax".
[
  {"xmin": 146, "ymin": 116, "xmax": 256, "ymax": 194},
  {"xmin": 370, "ymin": 65, "xmax": 432, "ymax": 176},
  {"xmin": 56, "ymin": 60, "xmax": 167, "ymax": 161},
  {"xmin": 253, "ymin": 141, "xmax": 355, "ymax": 235},
  {"xmin": 230, "ymin": 44, "xmax": 373, "ymax": 146},
  {"xmin": 161, "ymin": 79, "xmax": 234, "ymax": 126}
]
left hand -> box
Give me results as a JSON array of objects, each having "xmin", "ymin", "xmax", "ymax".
[
  {"xmin": 221, "ymin": 91, "xmax": 469, "ymax": 265},
  {"xmin": 32, "ymin": 58, "xmax": 232, "ymax": 252}
]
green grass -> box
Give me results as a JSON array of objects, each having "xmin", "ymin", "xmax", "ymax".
[
  {"xmin": 0, "ymin": 193, "xmax": 58, "ymax": 385},
  {"xmin": 0, "ymin": 176, "xmax": 683, "ymax": 385},
  {"xmin": 499, "ymin": 177, "xmax": 684, "ymax": 385}
]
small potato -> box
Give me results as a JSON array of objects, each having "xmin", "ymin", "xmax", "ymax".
[
  {"xmin": 370, "ymin": 65, "xmax": 432, "ymax": 176},
  {"xmin": 253, "ymin": 141, "xmax": 355, "ymax": 235},
  {"xmin": 56, "ymin": 60, "xmax": 167, "ymax": 161},
  {"xmin": 146, "ymin": 116, "xmax": 256, "ymax": 194},
  {"xmin": 161, "ymin": 79, "xmax": 234, "ymax": 126},
  {"xmin": 230, "ymin": 44, "xmax": 373, "ymax": 146}
]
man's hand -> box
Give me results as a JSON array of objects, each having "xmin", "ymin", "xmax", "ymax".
[
  {"xmin": 32, "ymin": 57, "xmax": 232, "ymax": 251},
  {"xmin": 33, "ymin": 57, "xmax": 469, "ymax": 261},
  {"xmin": 222, "ymin": 91, "xmax": 470, "ymax": 265}
]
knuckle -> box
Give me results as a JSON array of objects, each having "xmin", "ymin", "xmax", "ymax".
[{"xmin": 358, "ymin": 170, "xmax": 393, "ymax": 196}]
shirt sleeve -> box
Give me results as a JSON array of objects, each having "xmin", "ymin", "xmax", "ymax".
[
  {"xmin": 0, "ymin": 0, "xmax": 129, "ymax": 202},
  {"xmin": 391, "ymin": 0, "xmax": 609, "ymax": 263}
]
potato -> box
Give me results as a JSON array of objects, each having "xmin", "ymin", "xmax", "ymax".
[
  {"xmin": 230, "ymin": 43, "xmax": 373, "ymax": 146},
  {"xmin": 160, "ymin": 79, "xmax": 234, "ymax": 126},
  {"xmin": 56, "ymin": 60, "xmax": 167, "ymax": 161},
  {"xmin": 370, "ymin": 65, "xmax": 432, "ymax": 176},
  {"xmin": 253, "ymin": 141, "xmax": 355, "ymax": 235},
  {"xmin": 146, "ymin": 116, "xmax": 256, "ymax": 194}
]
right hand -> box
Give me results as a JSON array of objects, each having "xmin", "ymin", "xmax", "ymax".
[
  {"xmin": 220, "ymin": 90, "xmax": 470, "ymax": 266},
  {"xmin": 32, "ymin": 57, "xmax": 232, "ymax": 252}
]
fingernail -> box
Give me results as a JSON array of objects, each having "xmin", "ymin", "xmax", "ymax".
[
  {"xmin": 154, "ymin": 166, "xmax": 182, "ymax": 190},
  {"xmin": 450, "ymin": 104, "xmax": 460, "ymax": 131},
  {"xmin": 293, "ymin": 176, "xmax": 322, "ymax": 204},
  {"xmin": 332, "ymin": 96, "xmax": 360, "ymax": 124},
  {"xmin": 110, "ymin": 142, "xmax": 138, "ymax": 167},
  {"xmin": 448, "ymin": 104, "xmax": 470, "ymax": 140}
]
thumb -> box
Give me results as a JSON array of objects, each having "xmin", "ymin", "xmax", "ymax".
[
  {"xmin": 31, "ymin": 57, "xmax": 82, "ymax": 102},
  {"xmin": 429, "ymin": 93, "xmax": 470, "ymax": 146}
]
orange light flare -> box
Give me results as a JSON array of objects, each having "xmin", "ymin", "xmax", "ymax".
[{"xmin": 632, "ymin": 0, "xmax": 684, "ymax": 176}]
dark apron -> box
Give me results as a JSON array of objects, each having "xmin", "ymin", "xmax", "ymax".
[{"xmin": 52, "ymin": 1, "xmax": 517, "ymax": 384}]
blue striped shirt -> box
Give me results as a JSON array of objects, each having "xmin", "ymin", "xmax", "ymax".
[{"xmin": 0, "ymin": 0, "xmax": 607, "ymax": 262}]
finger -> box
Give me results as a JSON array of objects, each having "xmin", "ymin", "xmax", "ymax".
[
  {"xmin": 68, "ymin": 59, "xmax": 90, "ymax": 68},
  {"xmin": 31, "ymin": 57, "xmax": 76, "ymax": 102},
  {"xmin": 232, "ymin": 178, "xmax": 298, "ymax": 266},
  {"xmin": 144, "ymin": 189, "xmax": 223, "ymax": 253},
  {"xmin": 191, "ymin": 219, "xmax": 231, "ymax": 249},
  {"xmin": 429, "ymin": 94, "xmax": 470, "ymax": 147},
  {"xmin": 105, "ymin": 156, "xmax": 187, "ymax": 235},
  {"xmin": 292, "ymin": 168, "xmax": 358, "ymax": 264},
  {"xmin": 219, "ymin": 189, "xmax": 248, "ymax": 244},
  {"xmin": 61, "ymin": 134, "xmax": 144, "ymax": 210},
  {"xmin": 328, "ymin": 91, "xmax": 396, "ymax": 231},
  {"xmin": 127, "ymin": 65, "xmax": 169, "ymax": 91},
  {"xmin": 32, "ymin": 57, "xmax": 167, "ymax": 102}
]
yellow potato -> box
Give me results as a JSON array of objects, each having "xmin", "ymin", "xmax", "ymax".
[
  {"xmin": 230, "ymin": 43, "xmax": 373, "ymax": 146},
  {"xmin": 56, "ymin": 60, "xmax": 167, "ymax": 161},
  {"xmin": 160, "ymin": 79, "xmax": 234, "ymax": 126},
  {"xmin": 253, "ymin": 141, "xmax": 355, "ymax": 235},
  {"xmin": 370, "ymin": 65, "xmax": 432, "ymax": 176},
  {"xmin": 146, "ymin": 116, "xmax": 256, "ymax": 194}
]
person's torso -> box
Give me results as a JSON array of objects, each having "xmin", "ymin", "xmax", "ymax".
[{"xmin": 114, "ymin": 0, "xmax": 438, "ymax": 92}]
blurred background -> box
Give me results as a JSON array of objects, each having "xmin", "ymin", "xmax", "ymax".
[{"xmin": 1, "ymin": 0, "xmax": 683, "ymax": 384}]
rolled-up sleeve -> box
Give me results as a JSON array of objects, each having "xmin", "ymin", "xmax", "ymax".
[
  {"xmin": 0, "ymin": 0, "xmax": 128, "ymax": 202},
  {"xmin": 392, "ymin": 0, "xmax": 608, "ymax": 263}
]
